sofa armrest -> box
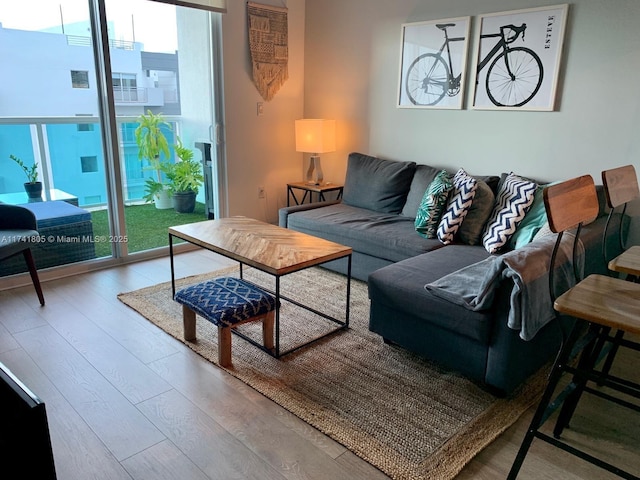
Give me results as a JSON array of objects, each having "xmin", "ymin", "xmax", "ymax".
[{"xmin": 278, "ymin": 200, "xmax": 342, "ymax": 227}]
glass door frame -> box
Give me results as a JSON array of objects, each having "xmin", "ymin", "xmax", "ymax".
[{"xmin": 89, "ymin": 0, "xmax": 226, "ymax": 261}]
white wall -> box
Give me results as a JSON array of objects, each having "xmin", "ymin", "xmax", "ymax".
[
  {"xmin": 221, "ymin": 0, "xmax": 305, "ymax": 223},
  {"xmin": 0, "ymin": 27, "xmax": 99, "ymax": 117},
  {"xmin": 303, "ymin": 0, "xmax": 640, "ymax": 239}
]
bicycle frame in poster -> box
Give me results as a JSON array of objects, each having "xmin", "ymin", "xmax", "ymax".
[
  {"xmin": 471, "ymin": 4, "xmax": 569, "ymax": 111},
  {"xmin": 398, "ymin": 17, "xmax": 471, "ymax": 109}
]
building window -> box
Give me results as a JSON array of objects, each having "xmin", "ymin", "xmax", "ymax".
[
  {"xmin": 112, "ymin": 72, "xmax": 138, "ymax": 102},
  {"xmin": 81, "ymin": 156, "xmax": 98, "ymax": 173},
  {"xmin": 71, "ymin": 70, "xmax": 89, "ymax": 88},
  {"xmin": 84, "ymin": 195, "xmax": 102, "ymax": 205},
  {"xmin": 77, "ymin": 124, "xmax": 94, "ymax": 132}
]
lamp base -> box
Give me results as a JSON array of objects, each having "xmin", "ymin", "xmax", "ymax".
[{"xmin": 305, "ymin": 155, "xmax": 324, "ymax": 185}]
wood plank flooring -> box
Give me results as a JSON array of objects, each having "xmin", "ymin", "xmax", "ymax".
[{"xmin": 1, "ymin": 250, "xmax": 638, "ymax": 479}]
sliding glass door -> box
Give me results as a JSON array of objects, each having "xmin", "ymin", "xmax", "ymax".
[
  {"xmin": 97, "ymin": 0, "xmax": 220, "ymax": 255},
  {"xmin": 0, "ymin": 0, "xmax": 223, "ymax": 277},
  {"xmin": 0, "ymin": 0, "xmax": 110, "ymax": 275}
]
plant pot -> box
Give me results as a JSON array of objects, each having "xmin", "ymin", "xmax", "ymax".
[
  {"xmin": 172, "ymin": 191, "xmax": 196, "ymax": 213},
  {"xmin": 154, "ymin": 188, "xmax": 173, "ymax": 209},
  {"xmin": 24, "ymin": 182, "xmax": 43, "ymax": 200}
]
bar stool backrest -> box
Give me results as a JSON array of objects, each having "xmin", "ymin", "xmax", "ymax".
[
  {"xmin": 602, "ymin": 165, "xmax": 639, "ymax": 256},
  {"xmin": 543, "ymin": 175, "xmax": 599, "ymax": 302},
  {"xmin": 544, "ymin": 175, "xmax": 599, "ymax": 234},
  {"xmin": 602, "ymin": 165, "xmax": 639, "ymax": 209}
]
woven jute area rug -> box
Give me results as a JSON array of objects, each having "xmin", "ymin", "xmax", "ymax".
[{"xmin": 118, "ymin": 266, "xmax": 545, "ymax": 480}]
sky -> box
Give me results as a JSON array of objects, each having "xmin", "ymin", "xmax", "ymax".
[{"xmin": 0, "ymin": 0, "xmax": 177, "ymax": 53}]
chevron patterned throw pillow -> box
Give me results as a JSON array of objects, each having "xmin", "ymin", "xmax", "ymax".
[
  {"xmin": 482, "ymin": 172, "xmax": 538, "ymax": 254},
  {"xmin": 437, "ymin": 168, "xmax": 478, "ymax": 245}
]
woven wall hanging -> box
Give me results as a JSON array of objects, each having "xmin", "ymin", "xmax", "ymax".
[{"xmin": 247, "ymin": 1, "xmax": 289, "ymax": 101}]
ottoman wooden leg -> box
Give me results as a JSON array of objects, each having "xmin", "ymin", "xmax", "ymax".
[
  {"xmin": 262, "ymin": 310, "xmax": 275, "ymax": 351},
  {"xmin": 218, "ymin": 325, "xmax": 232, "ymax": 367},
  {"xmin": 183, "ymin": 305, "xmax": 196, "ymax": 341}
]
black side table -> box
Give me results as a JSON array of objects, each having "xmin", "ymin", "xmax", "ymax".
[{"xmin": 287, "ymin": 182, "xmax": 344, "ymax": 206}]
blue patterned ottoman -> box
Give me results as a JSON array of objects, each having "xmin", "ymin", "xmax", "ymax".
[{"xmin": 174, "ymin": 277, "xmax": 276, "ymax": 367}]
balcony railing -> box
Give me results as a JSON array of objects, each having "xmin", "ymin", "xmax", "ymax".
[
  {"xmin": 66, "ymin": 35, "xmax": 136, "ymax": 51},
  {"xmin": 112, "ymin": 87, "xmax": 177, "ymax": 106},
  {"xmin": 0, "ymin": 116, "xmax": 180, "ymax": 208},
  {"xmin": 113, "ymin": 87, "xmax": 148, "ymax": 104}
]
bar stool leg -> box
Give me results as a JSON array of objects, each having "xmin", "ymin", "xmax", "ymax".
[
  {"xmin": 598, "ymin": 329, "xmax": 625, "ymax": 386},
  {"xmin": 553, "ymin": 324, "xmax": 603, "ymax": 438},
  {"xmin": 508, "ymin": 323, "xmax": 583, "ymax": 479}
]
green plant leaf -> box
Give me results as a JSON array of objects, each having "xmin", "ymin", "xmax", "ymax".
[{"xmin": 9, "ymin": 154, "xmax": 39, "ymax": 183}]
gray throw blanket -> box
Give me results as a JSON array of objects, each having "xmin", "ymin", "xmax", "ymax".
[{"xmin": 425, "ymin": 233, "xmax": 582, "ymax": 341}]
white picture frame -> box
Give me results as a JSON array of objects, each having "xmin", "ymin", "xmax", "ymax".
[
  {"xmin": 471, "ymin": 4, "xmax": 569, "ymax": 111},
  {"xmin": 398, "ymin": 17, "xmax": 471, "ymax": 109}
]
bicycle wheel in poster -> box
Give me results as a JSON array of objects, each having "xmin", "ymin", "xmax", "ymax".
[
  {"xmin": 485, "ymin": 47, "xmax": 543, "ymax": 107},
  {"xmin": 405, "ymin": 53, "xmax": 448, "ymax": 106}
]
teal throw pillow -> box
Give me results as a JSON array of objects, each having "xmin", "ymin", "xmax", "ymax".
[
  {"xmin": 415, "ymin": 170, "xmax": 453, "ymax": 239},
  {"xmin": 508, "ymin": 183, "xmax": 548, "ymax": 249}
]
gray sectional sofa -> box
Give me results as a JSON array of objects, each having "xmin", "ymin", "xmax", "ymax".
[{"xmin": 278, "ymin": 152, "xmax": 618, "ymax": 395}]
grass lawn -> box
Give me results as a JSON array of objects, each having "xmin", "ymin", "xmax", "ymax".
[{"xmin": 90, "ymin": 202, "xmax": 207, "ymax": 258}]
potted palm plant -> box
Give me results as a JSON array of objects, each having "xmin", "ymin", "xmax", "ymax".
[
  {"xmin": 10, "ymin": 154, "xmax": 42, "ymax": 199},
  {"xmin": 135, "ymin": 110, "xmax": 173, "ymax": 209},
  {"xmin": 166, "ymin": 138, "xmax": 204, "ymax": 213}
]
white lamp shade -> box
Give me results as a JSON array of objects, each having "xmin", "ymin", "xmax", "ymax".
[{"xmin": 295, "ymin": 119, "xmax": 336, "ymax": 154}]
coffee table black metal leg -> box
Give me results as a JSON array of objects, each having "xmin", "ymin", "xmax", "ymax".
[
  {"xmin": 169, "ymin": 233, "xmax": 176, "ymax": 297},
  {"xmin": 232, "ymin": 254, "xmax": 350, "ymax": 359},
  {"xmin": 275, "ymin": 275, "xmax": 281, "ymax": 358},
  {"xmin": 346, "ymin": 254, "xmax": 351, "ymax": 327}
]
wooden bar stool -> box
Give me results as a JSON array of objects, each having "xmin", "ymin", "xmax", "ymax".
[
  {"xmin": 508, "ymin": 175, "xmax": 640, "ymax": 480},
  {"xmin": 597, "ymin": 165, "xmax": 640, "ymax": 381}
]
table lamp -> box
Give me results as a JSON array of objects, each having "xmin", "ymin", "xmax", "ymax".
[{"xmin": 295, "ymin": 119, "xmax": 336, "ymax": 185}]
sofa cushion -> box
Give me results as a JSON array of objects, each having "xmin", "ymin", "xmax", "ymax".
[
  {"xmin": 414, "ymin": 170, "xmax": 452, "ymax": 239},
  {"xmin": 342, "ymin": 152, "xmax": 417, "ymax": 214},
  {"xmin": 287, "ymin": 203, "xmax": 443, "ymax": 263},
  {"xmin": 437, "ymin": 169, "xmax": 477, "ymax": 245},
  {"xmin": 401, "ymin": 164, "xmax": 441, "ymax": 217},
  {"xmin": 368, "ymin": 245, "xmax": 494, "ymax": 344},
  {"xmin": 456, "ymin": 179, "xmax": 495, "ymax": 245},
  {"xmin": 482, "ymin": 173, "xmax": 537, "ymax": 254},
  {"xmin": 20, "ymin": 200, "xmax": 91, "ymax": 228},
  {"xmin": 476, "ymin": 175, "xmax": 501, "ymax": 195}
]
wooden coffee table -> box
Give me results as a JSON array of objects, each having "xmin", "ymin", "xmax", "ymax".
[{"xmin": 169, "ymin": 217, "xmax": 352, "ymax": 357}]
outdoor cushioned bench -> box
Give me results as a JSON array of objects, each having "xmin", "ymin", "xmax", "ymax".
[{"xmin": 0, "ymin": 200, "xmax": 96, "ymax": 276}]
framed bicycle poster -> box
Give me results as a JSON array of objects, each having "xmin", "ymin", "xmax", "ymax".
[
  {"xmin": 397, "ymin": 17, "xmax": 471, "ymax": 109},
  {"xmin": 471, "ymin": 4, "xmax": 569, "ymax": 111}
]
